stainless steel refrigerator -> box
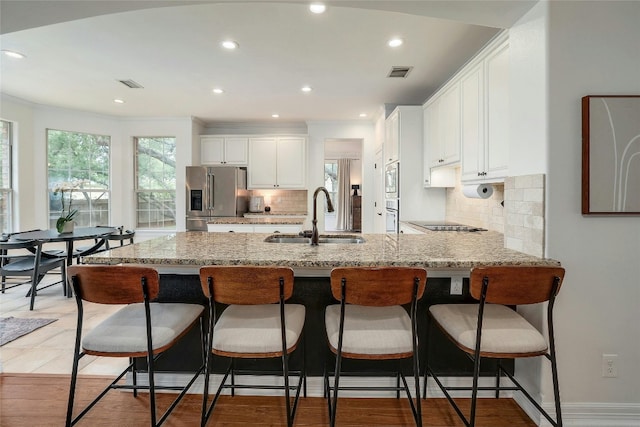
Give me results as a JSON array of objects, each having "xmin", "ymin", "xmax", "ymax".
[{"xmin": 185, "ymin": 166, "xmax": 248, "ymax": 231}]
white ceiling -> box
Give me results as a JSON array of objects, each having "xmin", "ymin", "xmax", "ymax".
[{"xmin": 0, "ymin": 1, "xmax": 535, "ymax": 124}]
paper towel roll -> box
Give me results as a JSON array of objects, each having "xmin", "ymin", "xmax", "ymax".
[{"xmin": 462, "ymin": 184, "xmax": 493, "ymax": 199}]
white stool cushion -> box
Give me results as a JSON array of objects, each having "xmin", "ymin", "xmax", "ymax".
[
  {"xmin": 83, "ymin": 303, "xmax": 203, "ymax": 354},
  {"xmin": 213, "ymin": 304, "xmax": 305, "ymax": 354},
  {"xmin": 325, "ymin": 304, "xmax": 413, "ymax": 356},
  {"xmin": 429, "ymin": 304, "xmax": 548, "ymax": 355}
]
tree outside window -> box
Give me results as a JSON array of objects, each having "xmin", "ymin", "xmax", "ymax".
[
  {"xmin": 135, "ymin": 137, "xmax": 176, "ymax": 229},
  {"xmin": 324, "ymin": 161, "xmax": 338, "ymax": 212},
  {"xmin": 47, "ymin": 129, "xmax": 110, "ymax": 228},
  {"xmin": 0, "ymin": 120, "xmax": 12, "ymax": 234}
]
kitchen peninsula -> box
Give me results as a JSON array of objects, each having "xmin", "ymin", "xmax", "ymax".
[
  {"xmin": 85, "ymin": 230, "xmax": 558, "ymax": 272},
  {"xmin": 84, "ymin": 231, "xmax": 560, "ymax": 379}
]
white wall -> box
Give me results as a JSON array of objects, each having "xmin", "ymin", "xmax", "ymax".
[
  {"xmin": 1, "ymin": 95, "xmax": 36, "ymax": 232},
  {"xmin": 508, "ymin": 2, "xmax": 548, "ymax": 176},
  {"xmin": 509, "ymin": 1, "xmax": 640, "ymax": 423},
  {"xmin": 306, "ymin": 121, "xmax": 375, "ymax": 232},
  {"xmin": 1, "ymin": 95, "xmax": 195, "ymax": 237},
  {"xmin": 546, "ymin": 0, "xmax": 640, "ymax": 412}
]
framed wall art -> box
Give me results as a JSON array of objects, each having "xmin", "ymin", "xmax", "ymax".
[{"xmin": 582, "ymin": 95, "xmax": 640, "ymax": 215}]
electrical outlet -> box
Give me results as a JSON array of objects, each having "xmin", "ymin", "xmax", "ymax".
[
  {"xmin": 450, "ymin": 277, "xmax": 463, "ymax": 295},
  {"xmin": 602, "ymin": 354, "xmax": 618, "ymax": 378}
]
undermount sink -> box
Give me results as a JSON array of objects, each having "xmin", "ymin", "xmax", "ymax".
[{"xmin": 264, "ymin": 234, "xmax": 365, "ymax": 244}]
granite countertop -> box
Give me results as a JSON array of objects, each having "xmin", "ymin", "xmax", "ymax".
[
  {"xmin": 85, "ymin": 231, "xmax": 560, "ymax": 271},
  {"xmin": 209, "ymin": 216, "xmax": 306, "ymax": 225}
]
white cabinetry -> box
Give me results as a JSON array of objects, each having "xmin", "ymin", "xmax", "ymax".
[
  {"xmin": 384, "ymin": 110, "xmax": 399, "ymax": 164},
  {"xmin": 252, "ymin": 224, "xmax": 302, "ymax": 234},
  {"xmin": 399, "ymin": 223, "xmax": 425, "ymax": 234},
  {"xmin": 433, "ymin": 83, "xmax": 461, "ymax": 167},
  {"xmin": 248, "ymin": 137, "xmax": 306, "ymax": 189},
  {"xmin": 207, "ymin": 223, "xmax": 302, "ymax": 233},
  {"xmin": 460, "ymin": 39, "xmax": 509, "ymax": 183},
  {"xmin": 424, "ymin": 83, "xmax": 461, "ymax": 170},
  {"xmin": 460, "ymin": 63, "xmax": 484, "ymax": 181},
  {"xmin": 201, "ymin": 136, "xmax": 248, "ymax": 165}
]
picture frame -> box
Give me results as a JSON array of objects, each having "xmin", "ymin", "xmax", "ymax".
[{"xmin": 581, "ymin": 95, "xmax": 640, "ymax": 215}]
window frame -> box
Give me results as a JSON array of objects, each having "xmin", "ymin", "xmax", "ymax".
[
  {"xmin": 134, "ymin": 136, "xmax": 177, "ymax": 230},
  {"xmin": 0, "ymin": 120, "xmax": 13, "ymax": 234},
  {"xmin": 46, "ymin": 128, "xmax": 111, "ymax": 228}
]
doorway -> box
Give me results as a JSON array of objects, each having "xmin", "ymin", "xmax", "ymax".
[{"xmin": 324, "ymin": 139, "xmax": 363, "ymax": 232}]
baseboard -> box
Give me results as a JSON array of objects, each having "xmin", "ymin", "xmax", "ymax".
[{"xmin": 515, "ymin": 394, "xmax": 640, "ymax": 427}]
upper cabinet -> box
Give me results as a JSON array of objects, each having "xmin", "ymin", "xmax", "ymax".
[
  {"xmin": 248, "ymin": 137, "xmax": 306, "ymax": 189},
  {"xmin": 460, "ymin": 38, "xmax": 509, "ymax": 183},
  {"xmin": 384, "ymin": 110, "xmax": 400, "ymax": 164},
  {"xmin": 201, "ymin": 136, "xmax": 248, "ymax": 165},
  {"xmin": 432, "ymin": 83, "xmax": 461, "ymax": 168},
  {"xmin": 423, "ymin": 31, "xmax": 510, "ymax": 186}
]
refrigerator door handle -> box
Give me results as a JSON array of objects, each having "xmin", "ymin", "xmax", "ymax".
[{"xmin": 208, "ymin": 172, "xmax": 215, "ymax": 210}]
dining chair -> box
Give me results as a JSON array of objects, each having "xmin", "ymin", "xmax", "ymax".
[
  {"xmin": 0, "ymin": 238, "xmax": 67, "ymax": 310},
  {"xmin": 104, "ymin": 226, "xmax": 135, "ymax": 249},
  {"xmin": 74, "ymin": 225, "xmax": 133, "ymax": 263},
  {"xmin": 65, "ymin": 265, "xmax": 205, "ymax": 427},
  {"xmin": 325, "ymin": 267, "xmax": 427, "ymax": 427},
  {"xmin": 424, "ymin": 265, "xmax": 565, "ymax": 427},
  {"xmin": 199, "ymin": 265, "xmax": 306, "ymax": 427}
]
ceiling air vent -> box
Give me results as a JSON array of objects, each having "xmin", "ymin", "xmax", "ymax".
[
  {"xmin": 387, "ymin": 66, "xmax": 413, "ymax": 78},
  {"xmin": 118, "ymin": 79, "xmax": 144, "ymax": 89}
]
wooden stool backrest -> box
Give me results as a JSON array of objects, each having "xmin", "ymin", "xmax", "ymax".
[
  {"xmin": 67, "ymin": 265, "xmax": 160, "ymax": 304},
  {"xmin": 199, "ymin": 266, "xmax": 295, "ymax": 305},
  {"xmin": 470, "ymin": 266, "xmax": 565, "ymax": 305},
  {"xmin": 330, "ymin": 267, "xmax": 427, "ymax": 306}
]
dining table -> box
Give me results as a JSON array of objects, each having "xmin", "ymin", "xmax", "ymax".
[{"xmin": 12, "ymin": 226, "xmax": 118, "ymax": 267}]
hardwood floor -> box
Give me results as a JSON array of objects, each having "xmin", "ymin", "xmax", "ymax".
[{"xmin": 0, "ymin": 373, "xmax": 536, "ymax": 426}]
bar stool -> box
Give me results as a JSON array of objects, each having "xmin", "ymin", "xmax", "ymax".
[
  {"xmin": 65, "ymin": 265, "xmax": 205, "ymax": 427},
  {"xmin": 199, "ymin": 266, "xmax": 305, "ymax": 427},
  {"xmin": 424, "ymin": 265, "xmax": 565, "ymax": 427},
  {"xmin": 325, "ymin": 267, "xmax": 427, "ymax": 427}
]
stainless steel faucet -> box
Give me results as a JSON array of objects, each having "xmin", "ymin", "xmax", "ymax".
[{"xmin": 311, "ymin": 186, "xmax": 334, "ymax": 245}]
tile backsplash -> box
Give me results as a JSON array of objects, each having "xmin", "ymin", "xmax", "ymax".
[
  {"xmin": 445, "ymin": 168, "xmax": 505, "ymax": 233},
  {"xmin": 248, "ymin": 189, "xmax": 307, "ymax": 214},
  {"xmin": 445, "ymin": 169, "xmax": 546, "ymax": 257},
  {"xmin": 503, "ymin": 174, "xmax": 545, "ymax": 257}
]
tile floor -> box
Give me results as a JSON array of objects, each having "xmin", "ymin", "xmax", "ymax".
[{"xmin": 0, "ymin": 273, "xmax": 128, "ymax": 375}]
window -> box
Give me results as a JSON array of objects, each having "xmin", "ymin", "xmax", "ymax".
[
  {"xmin": 324, "ymin": 161, "xmax": 338, "ymax": 212},
  {"xmin": 135, "ymin": 137, "xmax": 176, "ymax": 229},
  {"xmin": 47, "ymin": 129, "xmax": 110, "ymax": 228},
  {"xmin": 0, "ymin": 120, "xmax": 13, "ymax": 234}
]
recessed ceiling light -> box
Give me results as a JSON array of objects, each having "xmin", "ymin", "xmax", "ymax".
[
  {"xmin": 2, "ymin": 49, "xmax": 26, "ymax": 59},
  {"xmin": 309, "ymin": 3, "xmax": 326, "ymax": 14},
  {"xmin": 272, "ymin": 114, "xmax": 280, "ymax": 118},
  {"xmin": 113, "ymin": 99, "xmax": 125, "ymax": 104},
  {"xmin": 213, "ymin": 88, "xmax": 224, "ymax": 94},
  {"xmin": 388, "ymin": 38, "xmax": 404, "ymax": 48},
  {"xmin": 221, "ymin": 40, "xmax": 239, "ymax": 50},
  {"xmin": 359, "ymin": 113, "xmax": 367, "ymax": 118},
  {"xmin": 301, "ymin": 86, "xmax": 313, "ymax": 93}
]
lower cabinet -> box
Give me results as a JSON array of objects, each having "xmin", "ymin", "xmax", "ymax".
[
  {"xmin": 207, "ymin": 223, "xmax": 302, "ymax": 233},
  {"xmin": 399, "ymin": 223, "xmax": 425, "ymax": 234},
  {"xmin": 351, "ymin": 195, "xmax": 361, "ymax": 231}
]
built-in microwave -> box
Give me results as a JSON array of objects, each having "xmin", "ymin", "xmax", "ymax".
[{"xmin": 385, "ymin": 161, "xmax": 399, "ymax": 199}]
